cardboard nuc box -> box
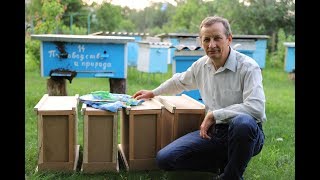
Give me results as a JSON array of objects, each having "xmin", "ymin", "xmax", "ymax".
[
  {"xmin": 34, "ymin": 94, "xmax": 80, "ymax": 172},
  {"xmin": 118, "ymin": 99, "xmax": 163, "ymax": 171},
  {"xmin": 155, "ymin": 94, "xmax": 205, "ymax": 148},
  {"xmin": 81, "ymin": 104, "xmax": 119, "ymax": 173}
]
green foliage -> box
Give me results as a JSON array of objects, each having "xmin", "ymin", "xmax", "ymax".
[
  {"xmin": 33, "ymin": 0, "xmax": 65, "ymax": 34},
  {"xmin": 117, "ymin": 19, "xmax": 136, "ymax": 32},
  {"xmin": 148, "ymin": 26, "xmax": 164, "ymax": 36},
  {"xmin": 91, "ymin": 3, "xmax": 123, "ymax": 32},
  {"xmin": 25, "ymin": 36, "xmax": 40, "ymax": 72},
  {"xmin": 59, "ymin": 24, "xmax": 88, "ymax": 35},
  {"xmin": 269, "ymin": 28, "xmax": 295, "ymax": 68},
  {"xmin": 171, "ymin": 0, "xmax": 209, "ymax": 33},
  {"xmin": 61, "ymin": 0, "xmax": 90, "ymax": 28},
  {"xmin": 213, "ymin": 0, "xmax": 253, "ymax": 34},
  {"xmin": 25, "ymin": 0, "xmax": 42, "ymax": 22},
  {"xmin": 125, "ymin": 3, "xmax": 177, "ymax": 33},
  {"xmin": 26, "ymin": 0, "xmax": 295, "ymax": 55}
]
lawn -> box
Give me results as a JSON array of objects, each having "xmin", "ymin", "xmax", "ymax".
[{"xmin": 25, "ymin": 62, "xmax": 295, "ymax": 180}]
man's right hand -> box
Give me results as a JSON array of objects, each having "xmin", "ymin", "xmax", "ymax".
[
  {"xmin": 132, "ymin": 90, "xmax": 155, "ymax": 100},
  {"xmin": 200, "ymin": 111, "xmax": 216, "ymax": 139}
]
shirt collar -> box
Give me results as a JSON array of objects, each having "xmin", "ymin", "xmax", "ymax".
[{"xmin": 224, "ymin": 47, "xmax": 237, "ymax": 72}]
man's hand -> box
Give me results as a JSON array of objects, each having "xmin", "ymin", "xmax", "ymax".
[
  {"xmin": 200, "ymin": 111, "xmax": 216, "ymax": 139},
  {"xmin": 132, "ymin": 90, "xmax": 155, "ymax": 100}
]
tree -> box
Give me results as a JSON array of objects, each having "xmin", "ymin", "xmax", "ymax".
[
  {"xmin": 33, "ymin": 0, "xmax": 65, "ymax": 34},
  {"xmin": 170, "ymin": 0, "xmax": 209, "ymax": 33},
  {"xmin": 201, "ymin": 0, "xmax": 295, "ymax": 52},
  {"xmin": 25, "ymin": 0, "xmax": 66, "ymax": 72},
  {"xmin": 61, "ymin": 0, "xmax": 90, "ymax": 28},
  {"xmin": 25, "ymin": 0, "xmax": 44, "ymax": 33},
  {"xmin": 91, "ymin": 3, "xmax": 123, "ymax": 32},
  {"xmin": 25, "ymin": 0, "xmax": 42, "ymax": 22}
]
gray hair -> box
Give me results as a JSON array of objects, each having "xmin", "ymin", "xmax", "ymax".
[{"xmin": 199, "ymin": 16, "xmax": 232, "ymax": 37}]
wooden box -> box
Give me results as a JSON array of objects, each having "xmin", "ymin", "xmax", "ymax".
[
  {"xmin": 34, "ymin": 94, "xmax": 80, "ymax": 172},
  {"xmin": 155, "ymin": 94, "xmax": 205, "ymax": 148},
  {"xmin": 81, "ymin": 104, "xmax": 119, "ymax": 173},
  {"xmin": 118, "ymin": 99, "xmax": 163, "ymax": 171}
]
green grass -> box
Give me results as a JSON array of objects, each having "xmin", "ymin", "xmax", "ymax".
[{"xmin": 25, "ymin": 63, "xmax": 295, "ymax": 180}]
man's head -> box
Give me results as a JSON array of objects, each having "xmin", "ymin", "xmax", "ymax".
[{"xmin": 199, "ymin": 16, "xmax": 232, "ymax": 61}]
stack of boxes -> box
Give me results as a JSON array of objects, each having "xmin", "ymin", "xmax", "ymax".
[{"xmin": 34, "ymin": 94, "xmax": 205, "ymax": 172}]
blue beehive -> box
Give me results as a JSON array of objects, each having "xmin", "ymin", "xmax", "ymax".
[
  {"xmin": 232, "ymin": 38, "xmax": 255, "ymax": 58},
  {"xmin": 283, "ymin": 42, "xmax": 295, "ymax": 73},
  {"xmin": 172, "ymin": 45, "xmax": 205, "ymax": 103},
  {"xmin": 156, "ymin": 33, "xmax": 199, "ymax": 64},
  {"xmin": 127, "ymin": 36, "xmax": 141, "ymax": 67},
  {"xmin": 232, "ymin": 35, "xmax": 269, "ymax": 69},
  {"xmin": 96, "ymin": 32, "xmax": 150, "ymax": 67},
  {"xmin": 31, "ymin": 34, "xmax": 134, "ymax": 79},
  {"xmin": 137, "ymin": 40, "xmax": 171, "ymax": 73}
]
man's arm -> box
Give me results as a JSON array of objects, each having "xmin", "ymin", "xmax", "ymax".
[{"xmin": 152, "ymin": 69, "xmax": 198, "ymax": 96}]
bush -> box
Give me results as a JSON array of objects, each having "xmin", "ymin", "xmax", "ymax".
[
  {"xmin": 269, "ymin": 29, "xmax": 295, "ymax": 68},
  {"xmin": 58, "ymin": 24, "xmax": 88, "ymax": 35},
  {"xmin": 25, "ymin": 36, "xmax": 40, "ymax": 72}
]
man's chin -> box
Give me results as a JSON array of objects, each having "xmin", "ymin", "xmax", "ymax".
[{"xmin": 208, "ymin": 54, "xmax": 219, "ymax": 59}]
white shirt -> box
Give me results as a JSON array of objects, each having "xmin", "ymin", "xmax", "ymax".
[{"xmin": 152, "ymin": 47, "xmax": 267, "ymax": 124}]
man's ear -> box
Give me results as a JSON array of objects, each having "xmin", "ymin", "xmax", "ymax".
[{"xmin": 227, "ymin": 34, "xmax": 232, "ymax": 46}]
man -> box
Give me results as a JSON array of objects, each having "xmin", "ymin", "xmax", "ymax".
[{"xmin": 133, "ymin": 16, "xmax": 266, "ymax": 180}]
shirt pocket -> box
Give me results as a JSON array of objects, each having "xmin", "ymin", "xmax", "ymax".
[{"xmin": 222, "ymin": 89, "xmax": 243, "ymax": 106}]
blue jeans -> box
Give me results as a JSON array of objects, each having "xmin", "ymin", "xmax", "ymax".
[{"xmin": 156, "ymin": 114, "xmax": 265, "ymax": 180}]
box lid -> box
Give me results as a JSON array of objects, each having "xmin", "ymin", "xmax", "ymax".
[
  {"xmin": 34, "ymin": 94, "xmax": 79, "ymax": 114},
  {"xmin": 125, "ymin": 98, "xmax": 163, "ymax": 114},
  {"xmin": 81, "ymin": 103, "xmax": 118, "ymax": 115},
  {"xmin": 155, "ymin": 94, "xmax": 205, "ymax": 113}
]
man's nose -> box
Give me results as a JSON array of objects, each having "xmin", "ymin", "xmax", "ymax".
[{"xmin": 208, "ymin": 39, "xmax": 216, "ymax": 48}]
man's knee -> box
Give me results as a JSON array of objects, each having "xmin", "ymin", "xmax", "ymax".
[
  {"xmin": 156, "ymin": 148, "xmax": 172, "ymax": 170},
  {"xmin": 230, "ymin": 114, "xmax": 257, "ymax": 138}
]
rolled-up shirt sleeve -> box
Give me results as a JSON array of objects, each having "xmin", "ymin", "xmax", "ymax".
[{"xmin": 152, "ymin": 68, "xmax": 198, "ymax": 96}]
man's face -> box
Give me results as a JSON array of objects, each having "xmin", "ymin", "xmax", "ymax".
[{"xmin": 200, "ymin": 22, "xmax": 232, "ymax": 60}]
